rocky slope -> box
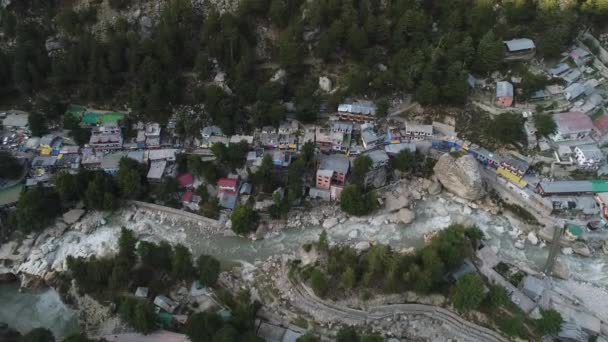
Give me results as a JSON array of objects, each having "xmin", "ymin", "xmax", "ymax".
[{"xmin": 433, "ymin": 154, "xmax": 486, "ymax": 201}]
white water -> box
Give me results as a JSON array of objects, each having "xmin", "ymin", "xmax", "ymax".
[
  {"xmin": 0, "ymin": 284, "xmax": 79, "ymax": 339},
  {"xmin": 5, "ymin": 192, "xmax": 608, "ymax": 338}
]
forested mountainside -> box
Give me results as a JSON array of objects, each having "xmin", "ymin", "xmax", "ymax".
[{"xmin": 0, "ymin": 0, "xmax": 605, "ymax": 134}]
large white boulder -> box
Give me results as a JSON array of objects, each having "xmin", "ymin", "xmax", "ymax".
[
  {"xmin": 397, "ymin": 208, "xmax": 415, "ymax": 224},
  {"xmin": 318, "ymin": 76, "xmax": 333, "ymax": 92},
  {"xmin": 433, "ymin": 154, "xmax": 486, "ymax": 201},
  {"xmin": 527, "ymin": 232, "xmax": 539, "ymax": 245}
]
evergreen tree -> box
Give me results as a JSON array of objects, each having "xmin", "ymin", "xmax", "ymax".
[{"xmin": 475, "ymin": 30, "xmax": 504, "ymax": 74}]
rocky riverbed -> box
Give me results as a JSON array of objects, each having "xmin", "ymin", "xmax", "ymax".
[{"xmin": 4, "ymin": 175, "xmax": 608, "ymax": 338}]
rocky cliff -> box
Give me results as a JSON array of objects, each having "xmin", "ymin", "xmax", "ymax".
[{"xmin": 433, "ymin": 154, "xmax": 485, "ymax": 201}]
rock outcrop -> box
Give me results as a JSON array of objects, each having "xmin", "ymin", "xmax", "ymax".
[
  {"xmin": 433, "ymin": 154, "xmax": 485, "ymax": 201},
  {"xmin": 397, "ymin": 208, "xmax": 415, "ymax": 224}
]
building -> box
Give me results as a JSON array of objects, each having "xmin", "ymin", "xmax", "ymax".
[
  {"xmin": 524, "ymin": 120, "xmax": 538, "ymax": 148},
  {"xmin": 230, "ymin": 135, "xmax": 254, "ymax": 146},
  {"xmin": 469, "ymin": 146, "xmax": 501, "ymax": 167},
  {"xmin": 500, "ymin": 154, "xmax": 529, "ymax": 178},
  {"xmin": 361, "ymin": 127, "xmax": 379, "ymax": 150},
  {"xmin": 89, "ymin": 123, "xmax": 123, "ymax": 150},
  {"xmin": 100, "ymin": 152, "xmax": 140, "ymax": 175},
  {"xmin": 153, "ymin": 295, "xmax": 178, "ymax": 313},
  {"xmin": 503, "ymin": 38, "xmax": 536, "ymax": 60},
  {"xmin": 144, "ymin": 122, "xmax": 161, "ymax": 148},
  {"xmin": 39, "ymin": 134, "xmax": 62, "ymax": 156},
  {"xmin": 570, "ymin": 47, "xmax": 593, "ymax": 67},
  {"xmin": 496, "ymin": 81, "xmax": 514, "ymax": 107},
  {"xmin": 551, "ymin": 112, "xmax": 594, "ymax": 142},
  {"xmin": 536, "ymin": 180, "xmax": 608, "ymax": 196},
  {"xmin": 316, "ymin": 154, "xmax": 350, "ymax": 189},
  {"xmin": 135, "ymin": 287, "xmax": 149, "ymax": 298},
  {"xmin": 385, "ymin": 143, "xmax": 416, "ymax": 155},
  {"xmin": 2, "ymin": 112, "xmax": 28, "ymax": 130},
  {"xmin": 336, "ymin": 102, "xmax": 376, "ymax": 123},
  {"xmin": 217, "ymin": 178, "xmax": 239, "ymax": 209},
  {"xmin": 363, "ymin": 150, "xmax": 389, "ymax": 189},
  {"xmin": 404, "ymin": 122, "xmax": 433, "ymax": 140},
  {"xmin": 147, "ymin": 160, "xmax": 167, "ymax": 183},
  {"xmin": 562, "ymin": 69, "xmax": 582, "ymax": 85},
  {"xmin": 564, "ymin": 83, "xmax": 586, "ymax": 102},
  {"xmin": 201, "ymin": 126, "xmax": 224, "ymax": 138},
  {"xmin": 574, "ymin": 144, "xmax": 603, "ymax": 169},
  {"xmin": 549, "ymin": 63, "xmax": 571, "ymax": 77},
  {"xmin": 177, "ymin": 172, "xmax": 194, "ymax": 189}
]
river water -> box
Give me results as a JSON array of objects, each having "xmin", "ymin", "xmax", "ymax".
[
  {"xmin": 0, "ymin": 284, "xmax": 79, "ymax": 339},
  {"xmin": 0, "ymin": 184, "xmax": 22, "ymax": 206},
  {"xmin": 3, "ymin": 192, "xmax": 608, "ymax": 338}
]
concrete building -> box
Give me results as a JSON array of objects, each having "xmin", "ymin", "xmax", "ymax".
[
  {"xmin": 217, "ymin": 178, "xmax": 238, "ymax": 209},
  {"xmin": 153, "ymin": 295, "xmax": 178, "ymax": 313},
  {"xmin": 574, "ymin": 144, "xmax": 604, "ymax": 169},
  {"xmin": 404, "ymin": 122, "xmax": 433, "ymax": 140},
  {"xmin": 550, "ymin": 112, "xmax": 594, "ymax": 142},
  {"xmin": 144, "ymin": 122, "xmax": 161, "ymax": 148},
  {"xmin": 89, "ymin": 123, "xmax": 123, "ymax": 150},
  {"xmin": 496, "ymin": 81, "xmax": 514, "ymax": 107},
  {"xmin": 147, "ymin": 160, "xmax": 167, "ymax": 183},
  {"xmin": 336, "ymin": 102, "xmax": 376, "ymax": 123},
  {"xmin": 316, "ymin": 154, "xmax": 350, "ymax": 189},
  {"xmin": 564, "ymin": 83, "xmax": 586, "ymax": 101}
]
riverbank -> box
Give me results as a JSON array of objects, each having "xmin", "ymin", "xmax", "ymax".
[{"xmin": 3, "ymin": 177, "xmax": 608, "ymax": 339}]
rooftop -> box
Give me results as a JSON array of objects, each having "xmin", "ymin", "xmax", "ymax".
[
  {"xmin": 576, "ymin": 144, "xmax": 603, "ymax": 160},
  {"xmin": 405, "ymin": 122, "xmax": 433, "ymax": 134},
  {"xmin": 496, "ymin": 81, "xmax": 514, "ymax": 97},
  {"xmin": 319, "ymin": 154, "xmax": 350, "ymax": 174},
  {"xmin": 385, "ymin": 143, "xmax": 416, "ymax": 154},
  {"xmin": 553, "ymin": 111, "xmax": 594, "ymax": 134},
  {"xmin": 2, "ymin": 113, "xmax": 29, "ymax": 128},
  {"xmin": 501, "ymin": 154, "xmax": 529, "ymax": 171},
  {"xmin": 594, "ymin": 114, "xmax": 608, "ymax": 136},
  {"xmin": 549, "ymin": 63, "xmax": 570, "ymax": 76},
  {"xmin": 365, "ymin": 149, "xmax": 389, "ymax": 166},
  {"xmin": 539, "ymin": 180, "xmax": 593, "ymax": 193},
  {"xmin": 147, "ymin": 160, "xmax": 167, "ymax": 180},
  {"xmin": 177, "ymin": 172, "xmax": 194, "ymax": 188},
  {"xmin": 503, "ymin": 38, "xmax": 535, "ymax": 52},
  {"xmin": 337, "ymin": 102, "xmax": 376, "ymax": 115}
]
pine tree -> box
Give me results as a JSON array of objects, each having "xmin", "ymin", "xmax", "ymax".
[{"xmin": 475, "ymin": 30, "xmax": 504, "ymax": 74}]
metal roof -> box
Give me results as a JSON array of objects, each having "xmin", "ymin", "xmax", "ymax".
[
  {"xmin": 319, "ymin": 154, "xmax": 350, "ymax": 174},
  {"xmin": 337, "ymin": 102, "xmax": 376, "ymax": 115},
  {"xmin": 496, "ymin": 81, "xmax": 514, "ymax": 97},
  {"xmin": 549, "ymin": 63, "xmax": 570, "ymax": 76},
  {"xmin": 364, "ymin": 149, "xmax": 389, "ymax": 166},
  {"xmin": 562, "ymin": 69, "xmax": 582, "ymax": 84},
  {"xmin": 553, "ymin": 111, "xmax": 594, "ymax": 133},
  {"xmin": 504, "ymin": 38, "xmax": 535, "ymax": 52},
  {"xmin": 147, "ymin": 160, "xmax": 166, "ymax": 180},
  {"xmin": 501, "ymin": 154, "xmax": 529, "ymax": 171},
  {"xmin": 575, "ymin": 144, "xmax": 603, "ymax": 160},
  {"xmin": 539, "ymin": 180, "xmax": 593, "ymax": 194},
  {"xmin": 384, "ymin": 143, "xmax": 416, "ymax": 154}
]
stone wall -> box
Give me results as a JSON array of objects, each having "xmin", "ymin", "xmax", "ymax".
[{"xmin": 129, "ymin": 200, "xmax": 220, "ymax": 226}]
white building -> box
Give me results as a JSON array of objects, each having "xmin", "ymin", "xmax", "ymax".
[
  {"xmin": 574, "ymin": 144, "xmax": 604, "ymax": 169},
  {"xmin": 404, "ymin": 122, "xmax": 433, "ymax": 140}
]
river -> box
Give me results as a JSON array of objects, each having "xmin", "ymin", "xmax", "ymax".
[
  {"xmin": 0, "ymin": 184, "xmax": 22, "ymax": 206},
  {"xmin": 0, "ymin": 284, "xmax": 79, "ymax": 339},
  {"xmin": 3, "ymin": 192, "xmax": 608, "ymax": 338}
]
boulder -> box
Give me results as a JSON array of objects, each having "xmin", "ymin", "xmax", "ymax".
[
  {"xmin": 270, "ymin": 69, "xmax": 287, "ymax": 83},
  {"xmin": 553, "ymin": 259, "xmax": 570, "ymax": 280},
  {"xmin": 318, "ymin": 76, "xmax": 333, "ymax": 92},
  {"xmin": 322, "ymin": 217, "xmax": 338, "ymax": 229},
  {"xmin": 428, "ymin": 181, "xmax": 442, "ymax": 195},
  {"xmin": 385, "ymin": 193, "xmax": 410, "ymax": 212},
  {"xmin": 527, "ymin": 232, "xmax": 539, "ymax": 245},
  {"xmin": 433, "ymin": 154, "xmax": 486, "ymax": 200},
  {"xmin": 572, "ymin": 242, "xmax": 591, "ymax": 257},
  {"xmin": 397, "ymin": 208, "xmax": 415, "ymax": 224},
  {"xmin": 562, "ymin": 247, "xmax": 573, "ymax": 255},
  {"xmin": 354, "ymin": 241, "xmax": 371, "ymax": 252},
  {"xmin": 63, "ymin": 209, "xmax": 85, "ymax": 225}
]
